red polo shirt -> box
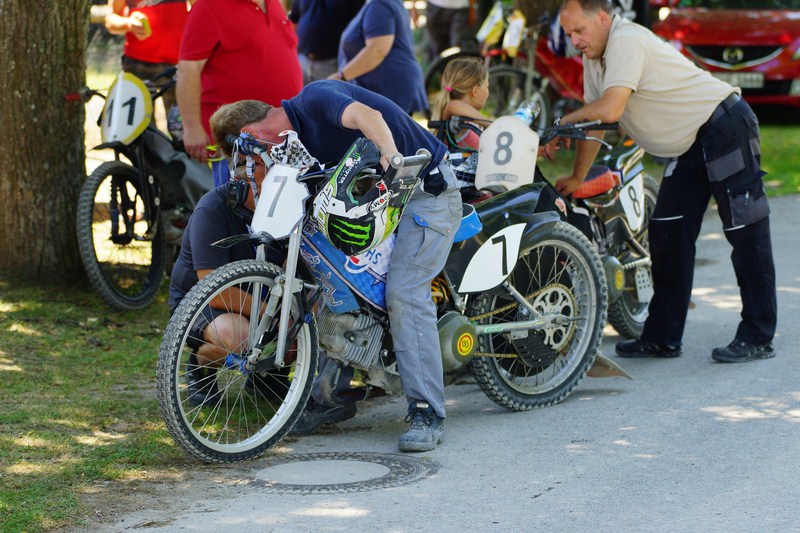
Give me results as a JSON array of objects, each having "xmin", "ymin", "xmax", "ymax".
[
  {"xmin": 124, "ymin": 0, "xmax": 188, "ymax": 64},
  {"xmin": 179, "ymin": 0, "xmax": 303, "ymax": 135}
]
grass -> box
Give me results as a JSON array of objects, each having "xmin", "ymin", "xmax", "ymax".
[
  {"xmin": 759, "ymin": 120, "xmax": 800, "ymax": 196},
  {"xmin": 536, "ymin": 105, "xmax": 800, "ymax": 197},
  {"xmin": 0, "ymin": 280, "xmax": 185, "ymax": 532}
]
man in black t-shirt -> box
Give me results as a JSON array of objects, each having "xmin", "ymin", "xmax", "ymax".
[{"xmin": 168, "ymin": 159, "xmax": 285, "ymax": 406}]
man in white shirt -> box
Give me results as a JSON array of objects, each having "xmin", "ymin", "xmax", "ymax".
[{"xmin": 555, "ymin": 0, "xmax": 777, "ymax": 363}]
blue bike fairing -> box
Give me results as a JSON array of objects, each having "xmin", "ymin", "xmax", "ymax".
[
  {"xmin": 300, "ymin": 222, "xmax": 393, "ymax": 313},
  {"xmin": 454, "ymin": 204, "xmax": 482, "ymax": 243}
]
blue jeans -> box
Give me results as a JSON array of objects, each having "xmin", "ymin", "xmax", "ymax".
[{"xmin": 386, "ymin": 164, "xmax": 462, "ymax": 419}]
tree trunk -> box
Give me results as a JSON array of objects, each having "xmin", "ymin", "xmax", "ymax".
[{"xmin": 0, "ymin": 0, "xmax": 89, "ymax": 279}]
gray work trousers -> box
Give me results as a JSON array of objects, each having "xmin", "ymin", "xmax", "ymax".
[{"xmin": 386, "ymin": 163, "xmax": 462, "ymax": 419}]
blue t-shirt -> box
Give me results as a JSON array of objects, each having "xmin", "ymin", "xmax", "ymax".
[
  {"xmin": 338, "ymin": 0, "xmax": 427, "ymax": 114},
  {"xmin": 168, "ymin": 186, "xmax": 256, "ymax": 312},
  {"xmin": 282, "ymin": 80, "xmax": 448, "ymax": 193},
  {"xmin": 289, "ymin": 0, "xmax": 364, "ymax": 60}
]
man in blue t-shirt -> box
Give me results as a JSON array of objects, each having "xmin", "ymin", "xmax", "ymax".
[
  {"xmin": 289, "ymin": 0, "xmax": 364, "ymax": 83},
  {"xmin": 210, "ymin": 80, "xmax": 461, "ymax": 452}
]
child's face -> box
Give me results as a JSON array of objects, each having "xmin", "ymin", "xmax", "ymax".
[{"xmin": 473, "ymin": 78, "xmax": 490, "ymax": 110}]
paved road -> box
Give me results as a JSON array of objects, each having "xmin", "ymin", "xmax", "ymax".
[{"xmin": 95, "ymin": 195, "xmax": 800, "ymax": 533}]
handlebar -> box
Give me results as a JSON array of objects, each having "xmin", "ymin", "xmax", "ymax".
[
  {"xmin": 227, "ymin": 133, "xmax": 269, "ymax": 158},
  {"xmin": 429, "ymin": 116, "xmax": 489, "ymax": 150},
  {"xmin": 71, "ymin": 66, "xmax": 178, "ymax": 104},
  {"xmin": 431, "ymin": 115, "xmax": 618, "ymax": 150},
  {"xmin": 539, "ymin": 120, "xmax": 618, "ymax": 148}
]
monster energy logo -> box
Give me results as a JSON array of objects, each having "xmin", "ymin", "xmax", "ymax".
[{"xmin": 331, "ymin": 219, "xmax": 371, "ymax": 246}]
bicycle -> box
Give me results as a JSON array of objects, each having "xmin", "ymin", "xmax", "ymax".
[
  {"xmin": 77, "ymin": 68, "xmax": 213, "ymax": 311},
  {"xmin": 423, "ymin": 6, "xmax": 580, "ymax": 133}
]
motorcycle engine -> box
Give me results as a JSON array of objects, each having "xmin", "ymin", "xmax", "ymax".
[{"xmin": 317, "ymin": 307, "xmax": 385, "ymax": 370}]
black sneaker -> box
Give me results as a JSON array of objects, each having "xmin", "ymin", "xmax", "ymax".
[
  {"xmin": 289, "ymin": 399, "xmax": 358, "ymax": 436},
  {"xmin": 398, "ymin": 402, "xmax": 444, "ymax": 453},
  {"xmin": 615, "ymin": 338, "xmax": 682, "ymax": 358},
  {"xmin": 712, "ymin": 339, "xmax": 775, "ymax": 363},
  {"xmin": 186, "ymin": 354, "xmax": 220, "ymax": 407}
]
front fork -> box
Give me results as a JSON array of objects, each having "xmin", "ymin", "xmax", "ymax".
[{"xmin": 226, "ymin": 220, "xmax": 316, "ymax": 373}]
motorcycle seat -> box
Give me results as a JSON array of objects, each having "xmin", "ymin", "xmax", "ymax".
[{"xmin": 573, "ymin": 165, "xmax": 620, "ymax": 199}]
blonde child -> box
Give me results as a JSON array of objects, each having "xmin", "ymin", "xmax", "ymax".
[{"xmin": 431, "ymin": 57, "xmax": 490, "ymax": 150}]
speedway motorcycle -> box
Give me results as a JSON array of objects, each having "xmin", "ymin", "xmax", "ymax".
[
  {"xmin": 77, "ymin": 68, "xmax": 213, "ymax": 311},
  {"xmin": 433, "ymin": 112, "xmax": 657, "ymax": 339},
  {"xmin": 157, "ymin": 130, "xmax": 609, "ymax": 463}
]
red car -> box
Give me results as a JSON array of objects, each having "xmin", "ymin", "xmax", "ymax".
[{"xmin": 652, "ymin": 0, "xmax": 800, "ymax": 107}]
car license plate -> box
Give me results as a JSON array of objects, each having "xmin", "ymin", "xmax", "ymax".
[{"xmin": 711, "ymin": 72, "xmax": 764, "ymax": 89}]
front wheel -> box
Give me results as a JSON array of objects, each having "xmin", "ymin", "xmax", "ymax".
[
  {"xmin": 76, "ymin": 160, "xmax": 166, "ymax": 311},
  {"xmin": 485, "ymin": 65, "xmax": 551, "ymax": 134},
  {"xmin": 157, "ymin": 260, "xmax": 318, "ymax": 463},
  {"xmin": 607, "ymin": 174, "xmax": 659, "ymax": 339},
  {"xmin": 469, "ymin": 221, "xmax": 607, "ymax": 411}
]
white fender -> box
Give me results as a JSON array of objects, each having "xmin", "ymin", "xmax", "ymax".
[
  {"xmin": 475, "ymin": 116, "xmax": 539, "ymax": 192},
  {"xmin": 458, "ymin": 223, "xmax": 526, "ymax": 293},
  {"xmin": 619, "ymin": 173, "xmax": 645, "ymax": 232}
]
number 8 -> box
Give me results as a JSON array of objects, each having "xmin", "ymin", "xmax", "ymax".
[{"xmin": 494, "ymin": 132, "xmax": 513, "ymax": 165}]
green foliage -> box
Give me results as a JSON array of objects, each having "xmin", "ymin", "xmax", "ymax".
[
  {"xmin": 536, "ymin": 107, "xmax": 800, "ymax": 198},
  {"xmin": 760, "ymin": 123, "xmax": 800, "ymax": 196},
  {"xmin": 0, "ymin": 280, "xmax": 185, "ymax": 532}
]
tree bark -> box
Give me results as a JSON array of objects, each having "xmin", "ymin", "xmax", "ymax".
[{"xmin": 0, "ymin": 0, "xmax": 89, "ymax": 278}]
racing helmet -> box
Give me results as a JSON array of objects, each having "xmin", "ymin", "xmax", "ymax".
[{"xmin": 312, "ymin": 138, "xmax": 415, "ymax": 256}]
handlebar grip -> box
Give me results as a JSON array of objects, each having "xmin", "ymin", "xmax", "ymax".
[
  {"xmin": 227, "ymin": 133, "xmax": 268, "ymax": 157},
  {"xmin": 389, "ymin": 153, "xmax": 403, "ymax": 170}
]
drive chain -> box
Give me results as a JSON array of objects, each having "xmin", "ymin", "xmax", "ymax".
[{"xmin": 468, "ymin": 284, "xmax": 572, "ymax": 359}]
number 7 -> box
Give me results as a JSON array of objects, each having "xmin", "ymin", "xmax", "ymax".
[{"xmin": 266, "ymin": 175, "xmax": 287, "ymax": 217}]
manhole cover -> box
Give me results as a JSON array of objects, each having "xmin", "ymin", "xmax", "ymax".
[{"xmin": 249, "ymin": 452, "xmax": 440, "ymax": 494}]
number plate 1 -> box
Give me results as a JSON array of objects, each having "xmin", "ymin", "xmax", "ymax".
[{"xmin": 100, "ymin": 72, "xmax": 153, "ymax": 145}]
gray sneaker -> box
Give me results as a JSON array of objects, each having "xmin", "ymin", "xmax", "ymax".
[{"xmin": 398, "ymin": 402, "xmax": 444, "ymax": 453}]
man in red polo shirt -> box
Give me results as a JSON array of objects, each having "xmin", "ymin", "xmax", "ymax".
[
  {"xmin": 105, "ymin": 0, "xmax": 192, "ymax": 116},
  {"xmin": 177, "ymin": 0, "xmax": 303, "ymax": 186}
]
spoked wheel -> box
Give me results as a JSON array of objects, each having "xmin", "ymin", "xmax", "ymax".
[
  {"xmin": 469, "ymin": 221, "xmax": 607, "ymax": 411},
  {"xmin": 76, "ymin": 160, "xmax": 166, "ymax": 311},
  {"xmin": 607, "ymin": 174, "xmax": 659, "ymax": 339},
  {"xmin": 485, "ymin": 65, "xmax": 551, "ymax": 134},
  {"xmin": 157, "ymin": 260, "xmax": 318, "ymax": 463}
]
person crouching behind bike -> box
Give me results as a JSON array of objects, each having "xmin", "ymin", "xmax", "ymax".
[
  {"xmin": 167, "ymin": 151, "xmax": 286, "ymax": 407},
  {"xmin": 209, "ymin": 80, "xmax": 462, "ymax": 453}
]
